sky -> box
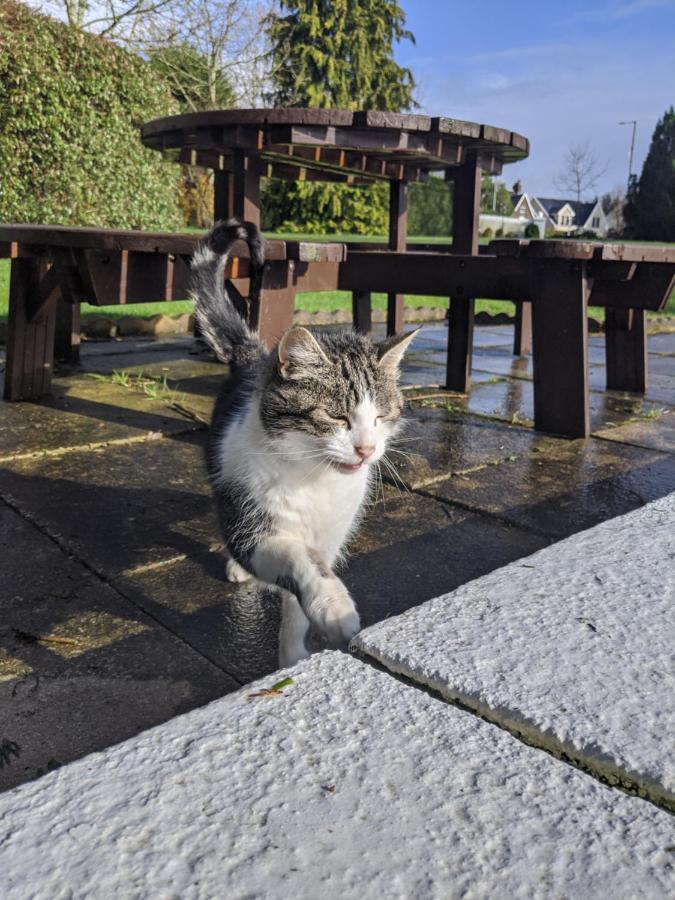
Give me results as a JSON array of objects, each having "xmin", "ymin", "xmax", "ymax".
[{"xmin": 395, "ymin": 0, "xmax": 675, "ymax": 199}]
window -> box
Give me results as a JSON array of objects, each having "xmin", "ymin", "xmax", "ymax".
[{"xmin": 592, "ymin": 217, "xmax": 600, "ymax": 228}]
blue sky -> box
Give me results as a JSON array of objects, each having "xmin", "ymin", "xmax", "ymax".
[{"xmin": 396, "ymin": 0, "xmax": 675, "ymax": 198}]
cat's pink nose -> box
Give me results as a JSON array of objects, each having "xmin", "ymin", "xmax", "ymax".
[{"xmin": 355, "ymin": 444, "xmax": 375, "ymax": 460}]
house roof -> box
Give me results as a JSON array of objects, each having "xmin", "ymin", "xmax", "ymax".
[{"xmin": 512, "ymin": 193, "xmax": 604, "ymax": 228}]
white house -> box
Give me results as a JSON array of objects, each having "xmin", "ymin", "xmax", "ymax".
[{"xmin": 512, "ymin": 193, "xmax": 608, "ymax": 237}]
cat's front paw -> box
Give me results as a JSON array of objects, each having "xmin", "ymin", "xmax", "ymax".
[
  {"xmin": 307, "ymin": 579, "xmax": 361, "ymax": 648},
  {"xmin": 225, "ymin": 557, "xmax": 252, "ymax": 583}
]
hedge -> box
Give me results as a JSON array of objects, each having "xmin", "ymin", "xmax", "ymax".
[{"xmin": 0, "ymin": 0, "xmax": 182, "ymax": 229}]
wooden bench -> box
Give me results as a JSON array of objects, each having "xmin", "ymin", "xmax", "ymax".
[
  {"xmin": 0, "ymin": 224, "xmax": 344, "ymax": 402},
  {"xmin": 340, "ymin": 239, "xmax": 675, "ymax": 438}
]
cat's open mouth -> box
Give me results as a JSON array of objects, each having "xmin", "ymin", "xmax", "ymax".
[{"xmin": 334, "ymin": 460, "xmax": 364, "ymax": 473}]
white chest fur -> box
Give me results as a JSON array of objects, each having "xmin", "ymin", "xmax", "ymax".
[{"xmin": 215, "ymin": 400, "xmax": 371, "ymax": 565}]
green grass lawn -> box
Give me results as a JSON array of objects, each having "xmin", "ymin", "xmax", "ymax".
[{"xmin": 1, "ymin": 234, "xmax": 673, "ymax": 324}]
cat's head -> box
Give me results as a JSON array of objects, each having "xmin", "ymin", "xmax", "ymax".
[{"xmin": 259, "ymin": 327, "xmax": 418, "ymax": 474}]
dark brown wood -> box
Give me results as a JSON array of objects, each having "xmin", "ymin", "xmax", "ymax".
[
  {"xmin": 213, "ymin": 170, "xmax": 232, "ymax": 221},
  {"xmin": 352, "ymin": 292, "xmax": 372, "ymax": 333},
  {"xmin": 387, "ymin": 180, "xmax": 408, "ymax": 335},
  {"xmin": 530, "ymin": 259, "xmax": 591, "ymax": 438},
  {"xmin": 141, "ymin": 108, "xmax": 530, "ymax": 186},
  {"xmin": 5, "ymin": 259, "xmax": 57, "ymax": 401},
  {"xmin": 231, "ymin": 150, "xmax": 261, "ymax": 225},
  {"xmin": 513, "ymin": 301, "xmax": 532, "ymax": 356},
  {"xmin": 54, "ymin": 297, "xmax": 81, "ymax": 363},
  {"xmin": 446, "ymin": 154, "xmax": 481, "ymax": 392},
  {"xmin": 605, "ymin": 308, "xmax": 647, "ymax": 393}
]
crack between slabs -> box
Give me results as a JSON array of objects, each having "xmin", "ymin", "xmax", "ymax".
[
  {"xmin": 351, "ymin": 648, "xmax": 675, "ymax": 817},
  {"xmin": 0, "ymin": 425, "xmax": 204, "ymax": 464}
]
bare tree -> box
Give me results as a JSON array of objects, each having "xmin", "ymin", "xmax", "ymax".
[
  {"xmin": 554, "ymin": 140, "xmax": 607, "ymax": 202},
  {"xmin": 136, "ymin": 0, "xmax": 271, "ymax": 108},
  {"xmin": 33, "ymin": 0, "xmax": 175, "ymax": 39}
]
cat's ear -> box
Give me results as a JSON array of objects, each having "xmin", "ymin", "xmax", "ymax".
[
  {"xmin": 277, "ymin": 327, "xmax": 329, "ymax": 379},
  {"xmin": 377, "ymin": 327, "xmax": 420, "ymax": 373}
]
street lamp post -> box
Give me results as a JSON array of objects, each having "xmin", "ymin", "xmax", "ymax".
[{"xmin": 618, "ymin": 120, "xmax": 637, "ymax": 191}]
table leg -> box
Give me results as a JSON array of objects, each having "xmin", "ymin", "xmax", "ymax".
[
  {"xmin": 513, "ymin": 301, "xmax": 532, "ymax": 356},
  {"xmin": 54, "ymin": 296, "xmax": 81, "ymax": 364},
  {"xmin": 387, "ymin": 180, "xmax": 407, "ymax": 335},
  {"xmin": 445, "ymin": 155, "xmax": 481, "ymax": 392},
  {"xmin": 531, "ymin": 260, "xmax": 591, "ymax": 438},
  {"xmin": 242, "ymin": 260, "xmax": 295, "ymax": 349},
  {"xmin": 446, "ymin": 299, "xmax": 475, "ymax": 392},
  {"xmin": 352, "ymin": 291, "xmax": 372, "ymax": 333},
  {"xmin": 4, "ymin": 259, "xmax": 57, "ymax": 401},
  {"xmin": 605, "ymin": 308, "xmax": 647, "ymax": 393}
]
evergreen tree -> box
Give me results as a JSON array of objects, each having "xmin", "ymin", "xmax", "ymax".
[
  {"xmin": 624, "ymin": 107, "xmax": 675, "ymax": 240},
  {"xmin": 265, "ymin": 0, "xmax": 415, "ymax": 110},
  {"xmin": 262, "ymin": 0, "xmax": 416, "ymax": 234}
]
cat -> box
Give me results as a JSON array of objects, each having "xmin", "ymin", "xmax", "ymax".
[{"xmin": 190, "ymin": 218, "xmax": 417, "ymax": 668}]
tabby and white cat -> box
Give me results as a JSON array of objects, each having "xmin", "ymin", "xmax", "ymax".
[{"xmin": 191, "ymin": 219, "xmax": 417, "ymax": 667}]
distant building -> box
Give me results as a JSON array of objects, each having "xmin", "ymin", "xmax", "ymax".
[{"xmin": 512, "ymin": 193, "xmax": 608, "ymax": 237}]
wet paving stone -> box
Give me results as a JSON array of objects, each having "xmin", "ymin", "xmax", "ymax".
[
  {"xmin": 0, "ymin": 432, "xmax": 217, "ymax": 579},
  {"xmin": 428, "ymin": 438, "xmax": 675, "ymax": 540},
  {"xmin": 0, "ymin": 376, "xmax": 209, "ymax": 461},
  {"xmin": 385, "ymin": 405, "xmax": 559, "ymax": 489},
  {"xmin": 594, "ymin": 409, "xmax": 675, "ymax": 455},
  {"xmin": 113, "ymin": 552, "xmax": 281, "ymax": 686},
  {"xmin": 647, "ymin": 331, "xmax": 675, "ymax": 354},
  {"xmin": 0, "ymin": 503, "xmax": 234, "ymax": 792},
  {"xmin": 344, "ymin": 495, "xmax": 548, "ymax": 627}
]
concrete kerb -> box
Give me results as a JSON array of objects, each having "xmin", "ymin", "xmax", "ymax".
[
  {"xmin": 1, "ymin": 652, "xmax": 673, "ymax": 899},
  {"xmin": 353, "ymin": 492, "xmax": 675, "ymax": 814}
]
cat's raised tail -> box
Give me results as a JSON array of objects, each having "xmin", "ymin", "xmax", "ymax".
[{"xmin": 190, "ymin": 218, "xmax": 265, "ymax": 368}]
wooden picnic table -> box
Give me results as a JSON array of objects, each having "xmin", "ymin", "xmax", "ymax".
[
  {"xmin": 339, "ymin": 238, "xmax": 675, "ymax": 437},
  {"xmin": 141, "ymin": 107, "xmax": 529, "ymax": 343},
  {"xmin": 0, "ymin": 224, "xmax": 345, "ymax": 402}
]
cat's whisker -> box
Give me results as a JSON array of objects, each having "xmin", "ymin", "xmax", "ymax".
[{"xmin": 380, "ymin": 453, "xmax": 411, "ymax": 495}]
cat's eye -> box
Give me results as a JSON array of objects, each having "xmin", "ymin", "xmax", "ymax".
[{"xmin": 334, "ymin": 416, "xmax": 351, "ymax": 429}]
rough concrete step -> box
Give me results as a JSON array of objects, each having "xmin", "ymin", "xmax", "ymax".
[
  {"xmin": 1, "ymin": 652, "xmax": 673, "ymax": 898},
  {"xmin": 353, "ymin": 493, "xmax": 675, "ymax": 811}
]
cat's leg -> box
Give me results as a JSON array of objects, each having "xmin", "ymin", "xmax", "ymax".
[
  {"xmin": 224, "ymin": 547, "xmax": 253, "ymax": 583},
  {"xmin": 250, "ymin": 536, "xmax": 361, "ymax": 647},
  {"xmin": 278, "ymin": 590, "xmax": 312, "ymax": 668}
]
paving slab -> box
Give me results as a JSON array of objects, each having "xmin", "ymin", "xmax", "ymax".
[
  {"xmin": 0, "ymin": 502, "xmax": 235, "ymax": 792},
  {"xmin": 595, "ymin": 409, "xmax": 675, "ymax": 454},
  {"xmin": 428, "ymin": 436, "xmax": 675, "ymax": 539},
  {"xmin": 457, "ymin": 377, "xmax": 668, "ymax": 431},
  {"xmin": 353, "ymin": 494, "xmax": 675, "ymax": 811},
  {"xmin": 0, "ymin": 375, "xmax": 208, "ymax": 462},
  {"xmin": 648, "ymin": 332, "xmax": 675, "ymax": 353},
  {"xmin": 113, "ymin": 551, "xmax": 282, "ymax": 685},
  {"xmin": 390, "ymin": 405, "xmax": 559, "ymax": 489},
  {"xmin": 1, "ymin": 652, "xmax": 673, "ymax": 899},
  {"xmin": 0, "ymin": 432, "xmax": 217, "ymax": 578},
  {"xmin": 587, "ymin": 367, "xmax": 675, "ymax": 407},
  {"xmin": 343, "ymin": 494, "xmax": 548, "ymax": 625}
]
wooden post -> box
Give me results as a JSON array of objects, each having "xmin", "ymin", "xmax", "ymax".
[
  {"xmin": 513, "ymin": 301, "xmax": 532, "ymax": 356},
  {"xmin": 352, "ymin": 291, "xmax": 372, "ymax": 333},
  {"xmin": 605, "ymin": 308, "xmax": 647, "ymax": 393},
  {"xmin": 386, "ymin": 179, "xmax": 408, "ymax": 335},
  {"xmin": 213, "ymin": 171, "xmax": 232, "ymax": 222},
  {"xmin": 446, "ymin": 154, "xmax": 481, "ymax": 392},
  {"xmin": 54, "ymin": 297, "xmax": 81, "ymax": 364},
  {"xmin": 213, "ymin": 154, "xmax": 261, "ymax": 226},
  {"xmin": 4, "ymin": 259, "xmax": 58, "ymax": 401},
  {"xmin": 231, "ymin": 151, "xmax": 261, "ymax": 226},
  {"xmin": 530, "ymin": 259, "xmax": 591, "ymax": 438}
]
